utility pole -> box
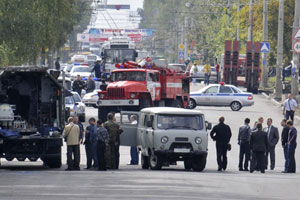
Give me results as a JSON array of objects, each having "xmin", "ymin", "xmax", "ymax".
[
  {"xmin": 248, "ymin": 0, "xmax": 253, "ymax": 42},
  {"xmin": 184, "ymin": 16, "xmax": 188, "ymax": 62},
  {"xmin": 291, "ymin": 0, "xmax": 300, "ymax": 98},
  {"xmin": 261, "ymin": 0, "xmax": 268, "ymax": 88},
  {"xmin": 275, "ymin": 0, "xmax": 284, "ymax": 101},
  {"xmin": 236, "ymin": 0, "xmax": 240, "ymax": 41}
]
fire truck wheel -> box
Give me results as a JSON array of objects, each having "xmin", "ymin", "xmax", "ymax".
[
  {"xmin": 230, "ymin": 101, "xmax": 242, "ymax": 111},
  {"xmin": 188, "ymin": 99, "xmax": 196, "ymax": 109}
]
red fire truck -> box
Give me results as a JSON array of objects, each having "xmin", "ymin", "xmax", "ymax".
[{"xmin": 97, "ymin": 58, "xmax": 190, "ymax": 121}]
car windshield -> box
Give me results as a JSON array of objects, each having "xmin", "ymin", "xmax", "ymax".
[
  {"xmin": 231, "ymin": 86, "xmax": 242, "ymax": 93},
  {"xmin": 65, "ymin": 96, "xmax": 74, "ymax": 104},
  {"xmin": 111, "ymin": 71, "xmax": 145, "ymax": 81},
  {"xmin": 65, "ymin": 65, "xmax": 73, "ymax": 72},
  {"xmin": 73, "ymin": 67, "xmax": 90, "ymax": 73},
  {"xmin": 157, "ymin": 115, "xmax": 203, "ymax": 130},
  {"xmin": 104, "ymin": 49, "xmax": 136, "ymax": 63},
  {"xmin": 72, "ymin": 93, "xmax": 81, "ymax": 103}
]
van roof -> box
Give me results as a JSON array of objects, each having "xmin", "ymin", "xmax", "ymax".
[{"xmin": 141, "ymin": 107, "xmax": 203, "ymax": 115}]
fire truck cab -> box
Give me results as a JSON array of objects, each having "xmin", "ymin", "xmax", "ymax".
[{"xmin": 97, "ymin": 59, "xmax": 190, "ymax": 122}]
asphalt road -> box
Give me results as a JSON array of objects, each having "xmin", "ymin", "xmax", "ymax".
[{"xmin": 0, "ymin": 83, "xmax": 300, "ymax": 200}]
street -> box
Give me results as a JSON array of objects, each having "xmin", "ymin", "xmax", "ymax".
[{"xmin": 0, "ymin": 83, "xmax": 299, "ymax": 200}]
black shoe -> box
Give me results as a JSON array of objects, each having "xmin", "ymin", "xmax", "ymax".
[
  {"xmin": 218, "ymin": 167, "xmax": 222, "ymax": 171},
  {"xmin": 270, "ymin": 168, "xmax": 274, "ymax": 170},
  {"xmin": 250, "ymin": 170, "xmax": 253, "ymax": 173},
  {"xmin": 244, "ymin": 168, "xmax": 249, "ymax": 171},
  {"xmin": 261, "ymin": 171, "xmax": 265, "ymax": 173},
  {"xmin": 74, "ymin": 167, "xmax": 80, "ymax": 171},
  {"xmin": 239, "ymin": 168, "xmax": 244, "ymax": 171},
  {"xmin": 223, "ymin": 167, "xmax": 226, "ymax": 171},
  {"xmin": 84, "ymin": 167, "xmax": 91, "ymax": 170}
]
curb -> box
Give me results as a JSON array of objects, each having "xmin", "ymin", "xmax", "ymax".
[{"xmin": 261, "ymin": 92, "xmax": 300, "ymax": 122}]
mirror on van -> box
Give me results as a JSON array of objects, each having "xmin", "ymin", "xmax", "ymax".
[{"xmin": 205, "ymin": 121, "xmax": 212, "ymax": 130}]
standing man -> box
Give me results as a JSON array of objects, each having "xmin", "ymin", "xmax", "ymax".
[
  {"xmin": 204, "ymin": 62, "xmax": 211, "ymax": 85},
  {"xmin": 55, "ymin": 57, "xmax": 60, "ymax": 71},
  {"xmin": 129, "ymin": 115, "xmax": 139, "ymax": 165},
  {"xmin": 286, "ymin": 120, "xmax": 297, "ymax": 173},
  {"xmin": 104, "ymin": 113, "xmax": 122, "ymax": 169},
  {"xmin": 250, "ymin": 123, "xmax": 268, "ymax": 173},
  {"xmin": 84, "ymin": 118, "xmax": 93, "ymax": 169},
  {"xmin": 253, "ymin": 117, "xmax": 264, "ymax": 131},
  {"xmin": 96, "ymin": 119, "xmax": 109, "ymax": 171},
  {"xmin": 86, "ymin": 75, "xmax": 95, "ymax": 93},
  {"xmin": 215, "ymin": 62, "xmax": 220, "ymax": 83},
  {"xmin": 264, "ymin": 118, "xmax": 279, "ymax": 170},
  {"xmin": 210, "ymin": 116, "xmax": 232, "ymax": 171},
  {"xmin": 281, "ymin": 119, "xmax": 289, "ymax": 173},
  {"xmin": 88, "ymin": 117, "xmax": 98, "ymax": 169},
  {"xmin": 73, "ymin": 116, "xmax": 84, "ymax": 144},
  {"xmin": 238, "ymin": 118, "xmax": 251, "ymax": 171},
  {"xmin": 92, "ymin": 59, "xmax": 102, "ymax": 79},
  {"xmin": 283, "ymin": 93, "xmax": 298, "ymax": 122},
  {"xmin": 72, "ymin": 75, "xmax": 85, "ymax": 96},
  {"xmin": 63, "ymin": 117, "xmax": 80, "ymax": 171}
]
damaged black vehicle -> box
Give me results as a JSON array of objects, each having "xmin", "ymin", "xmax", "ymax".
[{"xmin": 0, "ymin": 66, "xmax": 66, "ymax": 168}]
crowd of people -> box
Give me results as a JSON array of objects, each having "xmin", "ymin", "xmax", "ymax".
[
  {"xmin": 63, "ymin": 112, "xmax": 122, "ymax": 171},
  {"xmin": 210, "ymin": 114, "xmax": 297, "ymax": 173}
]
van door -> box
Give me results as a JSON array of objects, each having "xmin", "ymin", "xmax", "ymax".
[
  {"xmin": 143, "ymin": 114, "xmax": 154, "ymax": 149},
  {"xmin": 120, "ymin": 111, "xmax": 140, "ymax": 146}
]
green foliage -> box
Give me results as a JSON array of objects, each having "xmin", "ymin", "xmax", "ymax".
[
  {"xmin": 0, "ymin": 0, "xmax": 91, "ymax": 65},
  {"xmin": 140, "ymin": 0, "xmax": 295, "ymax": 66}
]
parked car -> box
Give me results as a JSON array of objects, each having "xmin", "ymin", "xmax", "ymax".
[
  {"xmin": 120, "ymin": 107, "xmax": 211, "ymax": 171},
  {"xmin": 189, "ymin": 83, "xmax": 254, "ymax": 111},
  {"xmin": 63, "ymin": 64, "xmax": 73, "ymax": 77},
  {"xmin": 69, "ymin": 65, "xmax": 92, "ymax": 81},
  {"xmin": 189, "ymin": 65, "xmax": 217, "ymax": 83},
  {"xmin": 71, "ymin": 91, "xmax": 86, "ymax": 122},
  {"xmin": 82, "ymin": 89, "xmax": 101, "ymax": 108}
]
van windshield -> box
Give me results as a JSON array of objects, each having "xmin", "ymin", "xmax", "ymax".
[{"xmin": 157, "ymin": 115, "xmax": 203, "ymax": 130}]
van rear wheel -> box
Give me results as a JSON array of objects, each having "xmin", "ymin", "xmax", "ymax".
[{"xmin": 149, "ymin": 154, "xmax": 162, "ymax": 170}]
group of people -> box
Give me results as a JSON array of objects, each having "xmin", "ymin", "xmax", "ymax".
[
  {"xmin": 72, "ymin": 75, "xmax": 96, "ymax": 96},
  {"xmin": 190, "ymin": 62, "xmax": 220, "ymax": 85},
  {"xmin": 63, "ymin": 112, "xmax": 122, "ymax": 171},
  {"xmin": 210, "ymin": 115, "xmax": 297, "ymax": 174}
]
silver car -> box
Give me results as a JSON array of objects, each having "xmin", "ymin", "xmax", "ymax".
[
  {"xmin": 189, "ymin": 65, "xmax": 217, "ymax": 83},
  {"xmin": 189, "ymin": 84, "xmax": 254, "ymax": 111}
]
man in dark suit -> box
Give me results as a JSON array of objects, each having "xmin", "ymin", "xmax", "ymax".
[
  {"xmin": 264, "ymin": 118, "xmax": 279, "ymax": 170},
  {"xmin": 281, "ymin": 119, "xmax": 289, "ymax": 173},
  {"xmin": 250, "ymin": 123, "xmax": 268, "ymax": 173},
  {"xmin": 286, "ymin": 120, "xmax": 297, "ymax": 173},
  {"xmin": 210, "ymin": 116, "xmax": 232, "ymax": 171}
]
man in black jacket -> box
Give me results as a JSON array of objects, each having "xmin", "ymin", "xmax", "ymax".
[
  {"xmin": 210, "ymin": 116, "xmax": 232, "ymax": 171},
  {"xmin": 281, "ymin": 119, "xmax": 289, "ymax": 173},
  {"xmin": 72, "ymin": 75, "xmax": 85, "ymax": 96},
  {"xmin": 250, "ymin": 123, "xmax": 268, "ymax": 173}
]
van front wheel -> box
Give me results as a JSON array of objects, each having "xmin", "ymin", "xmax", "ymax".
[{"xmin": 149, "ymin": 154, "xmax": 162, "ymax": 170}]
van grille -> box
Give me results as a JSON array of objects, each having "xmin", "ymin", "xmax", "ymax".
[
  {"xmin": 108, "ymin": 88, "xmax": 125, "ymax": 98},
  {"xmin": 175, "ymin": 137, "xmax": 188, "ymax": 142}
]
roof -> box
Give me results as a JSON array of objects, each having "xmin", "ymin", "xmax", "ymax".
[
  {"xmin": 113, "ymin": 68, "xmax": 158, "ymax": 73},
  {"xmin": 141, "ymin": 107, "xmax": 204, "ymax": 115}
]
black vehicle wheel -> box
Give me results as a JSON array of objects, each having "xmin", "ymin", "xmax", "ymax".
[
  {"xmin": 188, "ymin": 99, "xmax": 197, "ymax": 109},
  {"xmin": 184, "ymin": 160, "xmax": 192, "ymax": 170},
  {"xmin": 98, "ymin": 106, "xmax": 109, "ymax": 122},
  {"xmin": 141, "ymin": 154, "xmax": 149, "ymax": 169},
  {"xmin": 44, "ymin": 156, "xmax": 62, "ymax": 168},
  {"xmin": 230, "ymin": 101, "xmax": 242, "ymax": 111},
  {"xmin": 192, "ymin": 155, "xmax": 206, "ymax": 172},
  {"xmin": 149, "ymin": 153, "xmax": 162, "ymax": 170}
]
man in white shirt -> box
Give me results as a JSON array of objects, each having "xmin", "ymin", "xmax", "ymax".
[
  {"xmin": 283, "ymin": 94, "xmax": 298, "ymax": 122},
  {"xmin": 129, "ymin": 115, "xmax": 139, "ymax": 165}
]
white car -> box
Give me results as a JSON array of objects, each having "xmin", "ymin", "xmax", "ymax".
[
  {"xmin": 82, "ymin": 90, "xmax": 101, "ymax": 108},
  {"xmin": 69, "ymin": 65, "xmax": 92, "ymax": 80},
  {"xmin": 189, "ymin": 83, "xmax": 254, "ymax": 111},
  {"xmin": 63, "ymin": 65, "xmax": 73, "ymax": 77},
  {"xmin": 65, "ymin": 95, "xmax": 78, "ymax": 117}
]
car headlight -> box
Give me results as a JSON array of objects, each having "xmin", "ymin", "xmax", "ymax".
[
  {"xmin": 130, "ymin": 93, "xmax": 136, "ymax": 98},
  {"xmin": 99, "ymin": 93, "xmax": 105, "ymax": 99},
  {"xmin": 161, "ymin": 136, "xmax": 168, "ymax": 144},
  {"xmin": 195, "ymin": 137, "xmax": 202, "ymax": 144}
]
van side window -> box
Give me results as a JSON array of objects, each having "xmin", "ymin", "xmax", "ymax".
[
  {"xmin": 144, "ymin": 115, "xmax": 149, "ymax": 127},
  {"xmin": 121, "ymin": 114, "xmax": 138, "ymax": 125}
]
